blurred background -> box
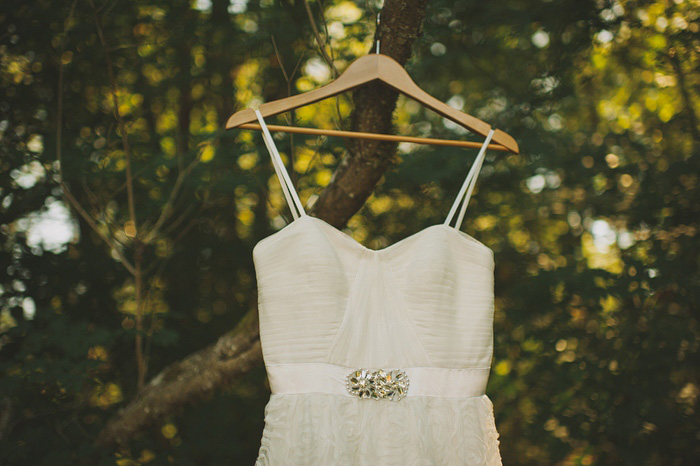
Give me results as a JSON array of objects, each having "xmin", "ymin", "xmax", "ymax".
[{"xmin": 0, "ymin": 0, "xmax": 698, "ymax": 464}]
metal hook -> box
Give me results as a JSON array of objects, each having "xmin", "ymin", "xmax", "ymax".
[{"xmin": 376, "ymin": 12, "xmax": 381, "ymax": 54}]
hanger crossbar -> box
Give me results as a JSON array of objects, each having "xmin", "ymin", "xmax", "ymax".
[{"xmin": 239, "ymin": 123, "xmax": 512, "ymax": 151}]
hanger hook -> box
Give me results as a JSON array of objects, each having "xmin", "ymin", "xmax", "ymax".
[{"xmin": 375, "ymin": 12, "xmax": 381, "ymax": 54}]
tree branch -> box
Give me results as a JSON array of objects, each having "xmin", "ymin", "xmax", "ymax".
[
  {"xmin": 303, "ymin": 0, "xmax": 340, "ymax": 77},
  {"xmin": 96, "ymin": 0, "xmax": 428, "ymax": 447},
  {"xmin": 141, "ymin": 153, "xmax": 202, "ymax": 245}
]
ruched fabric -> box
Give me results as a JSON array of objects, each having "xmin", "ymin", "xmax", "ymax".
[{"xmin": 251, "ymin": 109, "xmax": 502, "ymax": 465}]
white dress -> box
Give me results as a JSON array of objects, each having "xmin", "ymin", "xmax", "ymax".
[{"xmin": 251, "ymin": 109, "xmax": 502, "ymax": 465}]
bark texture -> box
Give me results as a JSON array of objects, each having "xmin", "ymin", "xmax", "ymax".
[
  {"xmin": 96, "ymin": 0, "xmax": 428, "ymax": 447},
  {"xmin": 310, "ymin": 0, "xmax": 429, "ymax": 227},
  {"xmin": 96, "ymin": 307, "xmax": 261, "ymax": 446}
]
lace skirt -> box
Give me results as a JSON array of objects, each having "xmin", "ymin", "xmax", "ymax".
[{"xmin": 255, "ymin": 393, "xmax": 502, "ymax": 466}]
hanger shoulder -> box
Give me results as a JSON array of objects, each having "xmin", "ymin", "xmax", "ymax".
[
  {"xmin": 492, "ymin": 130, "xmax": 519, "ymax": 154},
  {"xmin": 226, "ymin": 55, "xmax": 381, "ymax": 129},
  {"xmin": 374, "ymin": 55, "xmax": 483, "ymax": 133},
  {"xmin": 375, "ymin": 55, "xmax": 519, "ymax": 153}
]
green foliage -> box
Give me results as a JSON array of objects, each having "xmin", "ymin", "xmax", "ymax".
[{"xmin": 0, "ymin": 0, "xmax": 697, "ymax": 464}]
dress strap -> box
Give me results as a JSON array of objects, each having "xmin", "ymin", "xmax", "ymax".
[
  {"xmin": 443, "ymin": 129, "xmax": 496, "ymax": 230},
  {"xmin": 254, "ymin": 109, "xmax": 306, "ymax": 220}
]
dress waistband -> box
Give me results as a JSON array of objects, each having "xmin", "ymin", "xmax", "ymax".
[{"xmin": 265, "ymin": 363, "xmax": 490, "ymax": 398}]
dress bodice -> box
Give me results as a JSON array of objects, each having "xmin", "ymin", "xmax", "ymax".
[{"xmin": 254, "ymin": 214, "xmax": 495, "ymax": 371}]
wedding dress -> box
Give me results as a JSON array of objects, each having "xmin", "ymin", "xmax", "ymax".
[{"xmin": 251, "ymin": 109, "xmax": 502, "ymax": 465}]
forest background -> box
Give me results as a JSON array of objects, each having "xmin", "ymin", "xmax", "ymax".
[{"xmin": 0, "ymin": 0, "xmax": 698, "ymax": 464}]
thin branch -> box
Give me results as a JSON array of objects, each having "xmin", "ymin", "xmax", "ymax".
[
  {"xmin": 54, "ymin": 0, "xmax": 76, "ymax": 188},
  {"xmin": 89, "ymin": 0, "xmax": 139, "ymax": 240},
  {"xmin": 667, "ymin": 47, "xmax": 700, "ymax": 145},
  {"xmin": 159, "ymin": 201, "xmax": 198, "ymax": 239},
  {"xmin": 290, "ymin": 52, "xmax": 305, "ymax": 82},
  {"xmin": 303, "ymin": 0, "xmax": 339, "ymax": 77},
  {"xmin": 79, "ymin": 178, "xmax": 103, "ymax": 213},
  {"xmin": 97, "ymin": 0, "xmax": 120, "ymax": 16},
  {"xmin": 142, "ymin": 257, "xmax": 172, "ymax": 379},
  {"xmin": 170, "ymin": 206, "xmax": 206, "ymax": 243},
  {"xmin": 302, "ymin": 136, "xmax": 328, "ymax": 178},
  {"xmin": 89, "ymin": 0, "xmax": 146, "ymax": 391},
  {"xmin": 271, "ymin": 35, "xmax": 290, "ymax": 84},
  {"xmin": 54, "ymin": 1, "xmax": 137, "ymax": 274},
  {"xmin": 142, "ymin": 153, "xmax": 202, "ymax": 244},
  {"xmin": 79, "ymin": 178, "xmax": 133, "ymax": 252},
  {"xmin": 317, "ymin": 0, "xmax": 344, "ymax": 129},
  {"xmin": 106, "ymin": 158, "xmax": 159, "ymax": 199},
  {"xmin": 0, "ymin": 397, "xmax": 14, "ymax": 442},
  {"xmin": 271, "ymin": 34, "xmax": 304, "ymax": 187},
  {"xmin": 80, "ymin": 179, "xmax": 131, "ymax": 246},
  {"xmin": 274, "ymin": 48, "xmax": 307, "ymax": 99},
  {"xmin": 107, "ymin": 37, "xmax": 169, "ymax": 52},
  {"xmin": 62, "ymin": 189, "xmax": 136, "ymax": 273}
]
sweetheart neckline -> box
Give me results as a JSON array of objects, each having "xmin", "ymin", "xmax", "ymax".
[{"xmin": 255, "ymin": 214, "xmax": 494, "ymax": 259}]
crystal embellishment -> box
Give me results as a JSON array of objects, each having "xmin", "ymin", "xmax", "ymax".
[{"xmin": 345, "ymin": 368, "xmax": 409, "ymax": 401}]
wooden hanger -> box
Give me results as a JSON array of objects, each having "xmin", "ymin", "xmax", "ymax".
[{"xmin": 225, "ymin": 53, "xmax": 519, "ymax": 154}]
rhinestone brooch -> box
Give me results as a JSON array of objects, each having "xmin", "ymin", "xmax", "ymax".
[{"xmin": 345, "ymin": 368, "xmax": 409, "ymax": 401}]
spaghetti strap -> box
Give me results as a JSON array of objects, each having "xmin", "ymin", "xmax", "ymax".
[
  {"xmin": 254, "ymin": 109, "xmax": 306, "ymax": 220},
  {"xmin": 443, "ymin": 129, "xmax": 495, "ymax": 231}
]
